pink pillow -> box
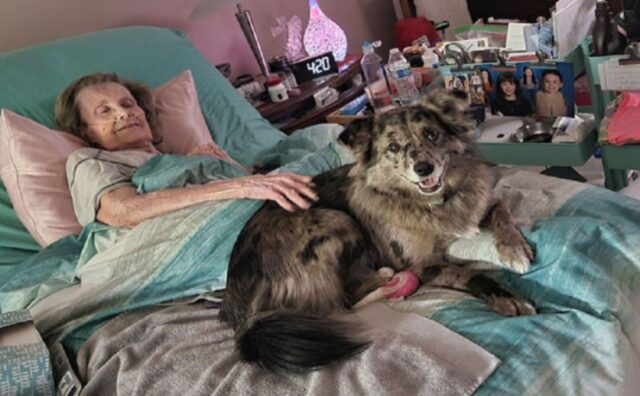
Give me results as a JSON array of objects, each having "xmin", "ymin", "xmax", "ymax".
[
  {"xmin": 0, "ymin": 70, "xmax": 216, "ymax": 246},
  {"xmin": 0, "ymin": 109, "xmax": 86, "ymax": 246},
  {"xmin": 154, "ymin": 70, "xmax": 215, "ymax": 154}
]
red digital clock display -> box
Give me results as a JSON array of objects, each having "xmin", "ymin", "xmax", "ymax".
[{"xmin": 291, "ymin": 52, "xmax": 339, "ymax": 84}]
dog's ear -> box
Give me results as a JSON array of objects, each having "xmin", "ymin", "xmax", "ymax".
[
  {"xmin": 338, "ymin": 117, "xmax": 374, "ymax": 149},
  {"xmin": 420, "ymin": 89, "xmax": 470, "ymax": 119},
  {"xmin": 420, "ymin": 89, "xmax": 475, "ymax": 137}
]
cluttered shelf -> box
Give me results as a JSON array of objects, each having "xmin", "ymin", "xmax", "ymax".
[
  {"xmin": 276, "ymin": 84, "xmax": 365, "ymax": 133},
  {"xmin": 327, "ymin": 29, "xmax": 600, "ymax": 170},
  {"xmin": 256, "ymin": 55, "xmax": 364, "ymax": 133}
]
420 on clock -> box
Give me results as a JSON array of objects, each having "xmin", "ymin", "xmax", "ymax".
[{"xmin": 291, "ymin": 52, "xmax": 339, "ymax": 84}]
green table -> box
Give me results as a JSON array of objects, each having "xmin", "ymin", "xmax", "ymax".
[{"xmin": 477, "ymin": 130, "xmax": 597, "ymax": 167}]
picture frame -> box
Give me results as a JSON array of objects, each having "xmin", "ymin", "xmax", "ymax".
[{"xmin": 477, "ymin": 61, "xmax": 575, "ymax": 118}]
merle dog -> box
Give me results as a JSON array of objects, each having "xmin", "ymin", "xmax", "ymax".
[{"xmin": 220, "ymin": 91, "xmax": 535, "ymax": 374}]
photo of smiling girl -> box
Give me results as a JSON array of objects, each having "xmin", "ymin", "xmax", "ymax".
[{"xmin": 490, "ymin": 71, "xmax": 532, "ymax": 117}]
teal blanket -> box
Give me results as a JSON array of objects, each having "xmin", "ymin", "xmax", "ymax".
[
  {"xmin": 1, "ymin": 148, "xmax": 639, "ymax": 394},
  {"xmin": 387, "ymin": 170, "xmax": 640, "ymax": 394},
  {"xmin": 0, "ymin": 127, "xmax": 351, "ymax": 351}
]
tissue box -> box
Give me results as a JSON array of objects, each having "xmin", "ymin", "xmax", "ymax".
[{"xmin": 0, "ymin": 310, "xmax": 55, "ymax": 395}]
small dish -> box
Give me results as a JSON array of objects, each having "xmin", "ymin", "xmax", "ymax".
[{"xmin": 510, "ymin": 121, "xmax": 554, "ymax": 143}]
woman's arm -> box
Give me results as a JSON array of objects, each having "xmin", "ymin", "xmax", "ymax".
[{"xmin": 97, "ymin": 173, "xmax": 318, "ymax": 227}]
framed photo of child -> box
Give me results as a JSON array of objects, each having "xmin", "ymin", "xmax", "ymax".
[
  {"xmin": 479, "ymin": 61, "xmax": 575, "ymax": 118},
  {"xmin": 476, "ymin": 64, "xmax": 531, "ymax": 117},
  {"xmin": 516, "ymin": 61, "xmax": 575, "ymax": 118}
]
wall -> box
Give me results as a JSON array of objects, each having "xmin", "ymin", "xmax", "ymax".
[{"xmin": 0, "ymin": 0, "xmax": 397, "ymax": 79}]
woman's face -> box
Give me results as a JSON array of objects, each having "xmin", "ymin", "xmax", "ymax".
[
  {"xmin": 76, "ymin": 83, "xmax": 153, "ymax": 151},
  {"xmin": 524, "ymin": 68, "xmax": 533, "ymax": 77},
  {"xmin": 500, "ymin": 80, "xmax": 517, "ymax": 98},
  {"xmin": 543, "ymin": 74, "xmax": 563, "ymax": 94}
]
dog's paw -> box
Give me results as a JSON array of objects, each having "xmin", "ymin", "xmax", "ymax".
[
  {"xmin": 487, "ymin": 295, "xmax": 536, "ymax": 316},
  {"xmin": 496, "ymin": 235, "xmax": 534, "ymax": 274}
]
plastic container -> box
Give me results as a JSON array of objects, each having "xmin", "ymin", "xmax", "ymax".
[
  {"xmin": 265, "ymin": 76, "xmax": 289, "ymax": 103},
  {"xmin": 268, "ymin": 56, "xmax": 298, "ymax": 90},
  {"xmin": 388, "ymin": 48, "xmax": 420, "ymax": 106},
  {"xmin": 360, "ymin": 41, "xmax": 395, "ymax": 114}
]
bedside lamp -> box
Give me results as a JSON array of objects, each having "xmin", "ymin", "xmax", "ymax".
[
  {"xmin": 303, "ymin": 0, "xmax": 348, "ymax": 61},
  {"xmin": 190, "ymin": 1, "xmax": 270, "ymax": 77}
]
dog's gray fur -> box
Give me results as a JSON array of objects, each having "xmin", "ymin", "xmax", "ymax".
[{"xmin": 220, "ymin": 91, "xmax": 535, "ymax": 375}]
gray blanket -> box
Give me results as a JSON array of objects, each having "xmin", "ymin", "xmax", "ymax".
[{"xmin": 76, "ymin": 302, "xmax": 499, "ymax": 395}]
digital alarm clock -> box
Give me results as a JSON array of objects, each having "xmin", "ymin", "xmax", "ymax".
[{"xmin": 290, "ymin": 52, "xmax": 339, "ymax": 84}]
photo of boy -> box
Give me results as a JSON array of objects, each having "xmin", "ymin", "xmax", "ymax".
[
  {"xmin": 535, "ymin": 69, "xmax": 568, "ymax": 117},
  {"xmin": 491, "ymin": 71, "xmax": 532, "ymax": 117}
]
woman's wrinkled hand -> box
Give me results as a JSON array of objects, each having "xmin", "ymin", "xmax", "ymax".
[
  {"xmin": 237, "ymin": 172, "xmax": 318, "ymax": 212},
  {"xmin": 188, "ymin": 143, "xmax": 230, "ymax": 159},
  {"xmin": 189, "ymin": 143, "xmax": 252, "ymax": 174}
]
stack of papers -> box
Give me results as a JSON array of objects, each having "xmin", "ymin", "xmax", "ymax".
[
  {"xmin": 551, "ymin": 113, "xmax": 594, "ymax": 143},
  {"xmin": 505, "ymin": 22, "xmax": 537, "ymax": 51},
  {"xmin": 553, "ymin": 0, "xmax": 597, "ymax": 58}
]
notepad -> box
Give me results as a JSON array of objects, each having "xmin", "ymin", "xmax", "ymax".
[
  {"xmin": 598, "ymin": 58, "xmax": 640, "ymax": 91},
  {"xmin": 506, "ymin": 23, "xmax": 530, "ymax": 51}
]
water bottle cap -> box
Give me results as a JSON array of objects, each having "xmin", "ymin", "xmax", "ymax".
[
  {"xmin": 362, "ymin": 41, "xmax": 374, "ymax": 54},
  {"xmin": 389, "ymin": 48, "xmax": 400, "ymax": 55}
]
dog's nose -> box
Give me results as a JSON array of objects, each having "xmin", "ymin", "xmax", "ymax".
[{"xmin": 414, "ymin": 162, "xmax": 434, "ymax": 176}]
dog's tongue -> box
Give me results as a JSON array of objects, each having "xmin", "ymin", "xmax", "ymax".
[{"xmin": 419, "ymin": 176, "xmax": 439, "ymax": 189}]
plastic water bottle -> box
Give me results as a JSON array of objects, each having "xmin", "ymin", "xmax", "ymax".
[
  {"xmin": 420, "ymin": 44, "xmax": 439, "ymax": 68},
  {"xmin": 388, "ymin": 48, "xmax": 420, "ymax": 106},
  {"xmin": 360, "ymin": 41, "xmax": 394, "ymax": 114}
]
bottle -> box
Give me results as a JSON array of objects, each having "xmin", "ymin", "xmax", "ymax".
[
  {"xmin": 388, "ymin": 48, "xmax": 420, "ymax": 106},
  {"xmin": 265, "ymin": 75, "xmax": 289, "ymax": 103},
  {"xmin": 420, "ymin": 45, "xmax": 439, "ymax": 69},
  {"xmin": 360, "ymin": 41, "xmax": 394, "ymax": 113}
]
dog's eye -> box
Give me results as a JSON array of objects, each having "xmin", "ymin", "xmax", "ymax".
[
  {"xmin": 423, "ymin": 128, "xmax": 439, "ymax": 141},
  {"xmin": 387, "ymin": 142, "xmax": 401, "ymax": 153}
]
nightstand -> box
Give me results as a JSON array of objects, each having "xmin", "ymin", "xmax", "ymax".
[{"xmin": 257, "ymin": 55, "xmax": 364, "ymax": 134}]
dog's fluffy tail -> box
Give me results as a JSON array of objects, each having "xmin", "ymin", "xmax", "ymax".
[{"xmin": 237, "ymin": 310, "xmax": 370, "ymax": 374}]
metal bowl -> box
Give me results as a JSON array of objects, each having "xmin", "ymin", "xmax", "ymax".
[{"xmin": 510, "ymin": 121, "xmax": 554, "ymax": 143}]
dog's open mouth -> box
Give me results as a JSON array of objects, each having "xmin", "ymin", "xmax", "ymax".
[{"xmin": 416, "ymin": 175, "xmax": 443, "ymax": 194}]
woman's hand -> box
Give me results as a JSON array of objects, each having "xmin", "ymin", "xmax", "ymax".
[
  {"xmin": 189, "ymin": 143, "xmax": 252, "ymax": 174},
  {"xmin": 235, "ymin": 173, "xmax": 318, "ymax": 212},
  {"xmin": 188, "ymin": 143, "xmax": 231, "ymax": 160}
]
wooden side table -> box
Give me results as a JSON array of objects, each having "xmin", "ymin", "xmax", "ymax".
[{"xmin": 257, "ymin": 55, "xmax": 364, "ymax": 134}]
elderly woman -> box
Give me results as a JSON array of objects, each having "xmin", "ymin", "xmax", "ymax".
[{"xmin": 55, "ymin": 73, "xmax": 318, "ymax": 228}]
